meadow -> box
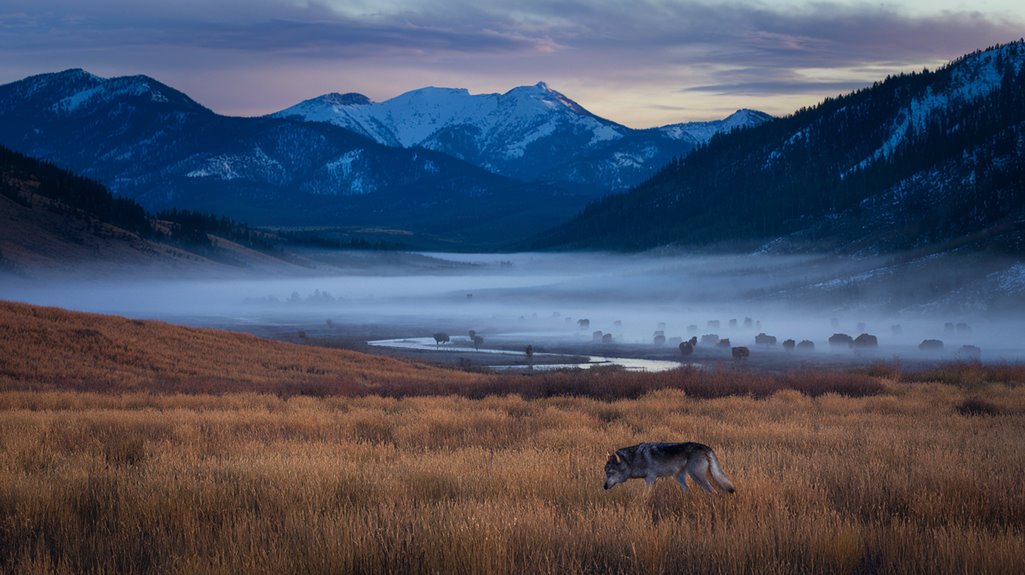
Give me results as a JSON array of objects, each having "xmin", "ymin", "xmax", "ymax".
[{"xmin": 2, "ymin": 301, "xmax": 1024, "ymax": 574}]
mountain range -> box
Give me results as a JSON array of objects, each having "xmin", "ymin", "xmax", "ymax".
[
  {"xmin": 0, "ymin": 71, "xmax": 766, "ymax": 248},
  {"xmin": 537, "ymin": 41, "xmax": 1025, "ymax": 254},
  {"xmin": 2, "ymin": 41, "xmax": 1023, "ymax": 256},
  {"xmin": 273, "ymin": 83, "xmax": 769, "ymax": 190}
]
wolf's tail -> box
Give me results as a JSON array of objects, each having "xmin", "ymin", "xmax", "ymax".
[{"xmin": 706, "ymin": 450, "xmax": 736, "ymax": 493}]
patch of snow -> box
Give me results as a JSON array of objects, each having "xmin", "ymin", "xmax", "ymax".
[
  {"xmin": 53, "ymin": 86, "xmax": 102, "ymax": 112},
  {"xmin": 850, "ymin": 48, "xmax": 1016, "ymax": 173},
  {"xmin": 588, "ymin": 123, "xmax": 622, "ymax": 145},
  {"xmin": 324, "ymin": 149, "xmax": 377, "ymax": 195},
  {"xmin": 994, "ymin": 264, "xmax": 1025, "ymax": 293},
  {"xmin": 326, "ymin": 149, "xmax": 363, "ymax": 180},
  {"xmin": 501, "ymin": 120, "xmax": 558, "ymax": 159},
  {"xmin": 184, "ymin": 146, "xmax": 287, "ymax": 184}
]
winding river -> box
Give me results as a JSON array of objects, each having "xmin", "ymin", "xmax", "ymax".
[{"xmin": 367, "ymin": 337, "xmax": 685, "ymax": 372}]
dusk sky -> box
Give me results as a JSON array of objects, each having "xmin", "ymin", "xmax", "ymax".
[{"xmin": 2, "ymin": 0, "xmax": 1023, "ymax": 127}]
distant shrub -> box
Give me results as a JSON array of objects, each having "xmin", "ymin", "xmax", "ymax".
[
  {"xmin": 955, "ymin": 398, "xmax": 1002, "ymax": 417},
  {"xmin": 901, "ymin": 362, "xmax": 1025, "ymax": 387}
]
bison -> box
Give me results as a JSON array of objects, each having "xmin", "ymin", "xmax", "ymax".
[
  {"xmin": 829, "ymin": 333, "xmax": 854, "ymax": 348},
  {"xmin": 731, "ymin": 346, "xmax": 750, "ymax": 360},
  {"xmin": 853, "ymin": 333, "xmax": 878, "ymax": 348},
  {"xmin": 701, "ymin": 334, "xmax": 720, "ymax": 345},
  {"xmin": 958, "ymin": 345, "xmax": 981, "ymax": 358}
]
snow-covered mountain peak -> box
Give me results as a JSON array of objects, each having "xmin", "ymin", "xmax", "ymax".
[
  {"xmin": 56, "ymin": 68, "xmax": 103, "ymax": 82},
  {"xmin": 315, "ymin": 92, "xmax": 372, "ymax": 107},
  {"xmin": 658, "ymin": 109, "xmax": 772, "ymax": 143},
  {"xmin": 269, "ymin": 80, "xmax": 768, "ymax": 188},
  {"xmin": 390, "ymin": 86, "xmax": 473, "ymax": 103},
  {"xmin": 0, "ymin": 69, "xmax": 207, "ymax": 117},
  {"xmin": 501, "ymin": 81, "xmax": 599, "ymax": 117}
]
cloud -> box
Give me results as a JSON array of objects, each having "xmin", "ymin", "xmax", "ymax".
[
  {"xmin": 1, "ymin": 0, "xmax": 1022, "ymax": 124},
  {"xmin": 682, "ymin": 80, "xmax": 873, "ymax": 96}
]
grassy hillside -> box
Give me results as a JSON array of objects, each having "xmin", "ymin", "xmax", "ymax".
[{"xmin": 0, "ymin": 300, "xmax": 477, "ymax": 393}]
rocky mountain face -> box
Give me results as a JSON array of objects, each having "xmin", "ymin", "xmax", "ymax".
[
  {"xmin": 536, "ymin": 41, "xmax": 1025, "ymax": 255},
  {"xmin": 273, "ymin": 83, "xmax": 770, "ymax": 191}
]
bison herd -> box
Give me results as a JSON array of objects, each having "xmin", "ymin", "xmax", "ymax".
[
  {"xmin": 457, "ymin": 315, "xmax": 988, "ymax": 365},
  {"xmin": 661, "ymin": 320, "xmax": 982, "ymax": 362}
]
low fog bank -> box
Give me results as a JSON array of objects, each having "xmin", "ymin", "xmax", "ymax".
[{"xmin": 2, "ymin": 250, "xmax": 1023, "ymax": 363}]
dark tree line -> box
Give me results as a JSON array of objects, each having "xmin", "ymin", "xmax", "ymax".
[
  {"xmin": 1, "ymin": 145, "xmax": 150, "ymax": 236},
  {"xmin": 1, "ymin": 144, "xmax": 277, "ymax": 252},
  {"xmin": 155, "ymin": 208, "xmax": 276, "ymax": 250}
]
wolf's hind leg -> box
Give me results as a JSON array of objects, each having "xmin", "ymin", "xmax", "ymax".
[
  {"xmin": 675, "ymin": 472, "xmax": 689, "ymax": 492},
  {"xmin": 686, "ymin": 458, "xmax": 714, "ymax": 492}
]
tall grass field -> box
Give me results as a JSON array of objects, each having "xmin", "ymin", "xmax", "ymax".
[{"xmin": 1, "ymin": 301, "xmax": 1024, "ymax": 574}]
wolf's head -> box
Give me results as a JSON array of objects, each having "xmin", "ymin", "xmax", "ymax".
[{"xmin": 603, "ymin": 451, "xmax": 629, "ymax": 490}]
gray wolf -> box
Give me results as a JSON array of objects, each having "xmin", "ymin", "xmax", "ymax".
[{"xmin": 603, "ymin": 442, "xmax": 735, "ymax": 493}]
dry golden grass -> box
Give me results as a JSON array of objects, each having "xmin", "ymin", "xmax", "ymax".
[
  {"xmin": 2, "ymin": 385, "xmax": 1025, "ymax": 574},
  {"xmin": 2, "ymin": 300, "xmax": 1025, "ymax": 573},
  {"xmin": 0, "ymin": 300, "xmax": 478, "ymax": 393}
]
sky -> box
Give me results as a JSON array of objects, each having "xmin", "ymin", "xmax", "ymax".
[{"xmin": 1, "ymin": 1, "xmax": 1023, "ymax": 127}]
